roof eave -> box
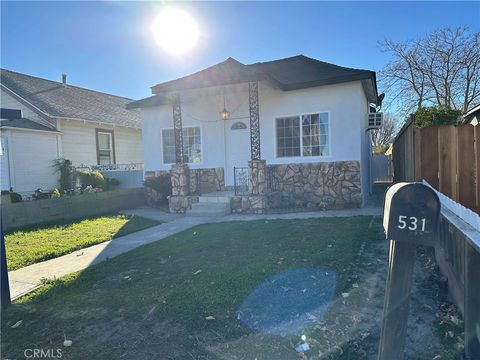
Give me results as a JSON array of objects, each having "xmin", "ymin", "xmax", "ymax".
[
  {"xmin": 280, "ymin": 72, "xmax": 376, "ymax": 94},
  {"xmin": 126, "ymin": 95, "xmax": 168, "ymax": 110},
  {"xmin": 150, "ymin": 73, "xmax": 271, "ymax": 95},
  {"xmin": 0, "ymin": 125, "xmax": 61, "ymax": 134},
  {"xmin": 0, "ymin": 83, "xmax": 54, "ymax": 121},
  {"xmin": 53, "ymin": 116, "xmax": 141, "ymax": 130}
]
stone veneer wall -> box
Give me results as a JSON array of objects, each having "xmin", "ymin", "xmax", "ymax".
[
  {"xmin": 230, "ymin": 195, "xmax": 267, "ymax": 214},
  {"xmin": 268, "ymin": 161, "xmax": 362, "ymax": 209},
  {"xmin": 171, "ymin": 163, "xmax": 190, "ymax": 196},
  {"xmin": 145, "ymin": 167, "xmax": 225, "ymax": 209},
  {"xmin": 248, "ymin": 160, "xmax": 267, "ymax": 195},
  {"xmin": 169, "ymin": 196, "xmax": 199, "ymax": 213},
  {"xmin": 192, "ymin": 167, "xmax": 225, "ymax": 194}
]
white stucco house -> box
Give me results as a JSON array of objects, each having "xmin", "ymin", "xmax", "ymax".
[
  {"xmin": 0, "ymin": 69, "xmax": 143, "ymax": 195},
  {"xmin": 128, "ymin": 55, "xmax": 380, "ymax": 213}
]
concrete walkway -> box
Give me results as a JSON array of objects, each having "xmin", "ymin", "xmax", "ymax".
[{"xmin": 8, "ymin": 206, "xmax": 381, "ymax": 300}]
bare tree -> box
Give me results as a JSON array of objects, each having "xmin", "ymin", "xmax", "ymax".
[
  {"xmin": 372, "ymin": 113, "xmax": 399, "ymax": 148},
  {"xmin": 379, "ymin": 39, "xmax": 430, "ymax": 115},
  {"xmin": 460, "ymin": 31, "xmax": 480, "ymax": 112},
  {"xmin": 379, "ymin": 26, "xmax": 480, "ymax": 116}
]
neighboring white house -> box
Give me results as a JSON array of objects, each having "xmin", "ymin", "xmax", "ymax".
[
  {"xmin": 128, "ymin": 55, "xmax": 380, "ymax": 212},
  {"xmin": 462, "ymin": 103, "xmax": 480, "ymax": 125},
  {"xmin": 0, "ymin": 69, "xmax": 143, "ymax": 194}
]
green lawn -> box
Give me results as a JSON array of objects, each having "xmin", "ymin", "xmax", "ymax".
[
  {"xmin": 1, "ymin": 217, "xmax": 461, "ymax": 359},
  {"xmin": 5, "ymin": 214, "xmax": 162, "ymax": 271}
]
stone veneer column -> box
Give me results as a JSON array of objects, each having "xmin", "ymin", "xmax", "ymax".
[
  {"xmin": 170, "ymin": 163, "xmax": 190, "ymax": 196},
  {"xmin": 248, "ymin": 159, "xmax": 267, "ymax": 195}
]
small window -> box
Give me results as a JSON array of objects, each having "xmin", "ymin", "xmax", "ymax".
[
  {"xmin": 231, "ymin": 121, "xmax": 247, "ymax": 130},
  {"xmin": 276, "ymin": 112, "xmax": 329, "ymax": 158},
  {"xmin": 162, "ymin": 127, "xmax": 202, "ymax": 164},
  {"xmin": 96, "ymin": 130, "xmax": 115, "ymax": 165}
]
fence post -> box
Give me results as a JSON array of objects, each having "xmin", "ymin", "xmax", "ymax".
[
  {"xmin": 456, "ymin": 125, "xmax": 476, "ymax": 210},
  {"xmin": 378, "ymin": 241, "xmax": 416, "ymax": 360},
  {"xmin": 379, "ymin": 183, "xmax": 440, "ymax": 360},
  {"xmin": 438, "ymin": 126, "xmax": 458, "ymax": 200}
]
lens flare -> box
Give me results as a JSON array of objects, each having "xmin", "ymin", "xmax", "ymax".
[{"xmin": 151, "ymin": 8, "xmax": 199, "ymax": 55}]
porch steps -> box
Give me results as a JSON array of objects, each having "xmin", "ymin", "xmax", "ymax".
[
  {"xmin": 198, "ymin": 195, "xmax": 230, "ymax": 203},
  {"xmin": 187, "ymin": 201, "xmax": 231, "ymax": 217}
]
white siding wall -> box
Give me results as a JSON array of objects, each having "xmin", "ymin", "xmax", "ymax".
[
  {"xmin": 60, "ymin": 119, "xmax": 143, "ymax": 166},
  {"xmin": 142, "ymin": 81, "xmax": 368, "ymax": 171},
  {"xmin": 0, "ymin": 88, "xmax": 55, "ymax": 128},
  {"xmin": 259, "ymin": 82, "xmax": 365, "ymax": 164},
  {"xmin": 2, "ymin": 129, "xmax": 59, "ymax": 193},
  {"xmin": 360, "ymin": 98, "xmax": 372, "ymax": 205},
  {"xmin": 1, "ymin": 135, "xmax": 11, "ymax": 190}
]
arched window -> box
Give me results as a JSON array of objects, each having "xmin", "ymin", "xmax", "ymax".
[{"xmin": 231, "ymin": 121, "xmax": 247, "ymax": 130}]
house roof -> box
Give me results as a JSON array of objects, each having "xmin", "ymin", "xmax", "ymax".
[
  {"xmin": 462, "ymin": 103, "xmax": 480, "ymax": 123},
  {"xmin": 248, "ymin": 55, "xmax": 376, "ymax": 91},
  {"xmin": 151, "ymin": 57, "xmax": 272, "ymax": 94},
  {"xmin": 127, "ymin": 55, "xmax": 378, "ymax": 109},
  {"xmin": 1, "ymin": 69, "xmax": 141, "ymax": 128},
  {"xmin": 0, "ymin": 118, "xmax": 60, "ymax": 132}
]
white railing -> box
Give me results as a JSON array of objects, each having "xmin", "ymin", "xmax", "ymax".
[
  {"xmin": 423, "ymin": 180, "xmax": 480, "ymax": 232},
  {"xmin": 74, "ymin": 163, "xmax": 145, "ymax": 189},
  {"xmin": 76, "ymin": 163, "xmax": 144, "ymax": 172}
]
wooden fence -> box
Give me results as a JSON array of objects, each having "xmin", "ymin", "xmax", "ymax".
[
  {"xmin": 393, "ymin": 118, "xmax": 480, "ymax": 358},
  {"xmin": 424, "ymin": 182, "xmax": 480, "ymax": 359},
  {"xmin": 393, "ymin": 115, "xmax": 479, "ymax": 212}
]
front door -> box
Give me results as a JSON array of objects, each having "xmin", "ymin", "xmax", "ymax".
[{"xmin": 225, "ymin": 120, "xmax": 250, "ymax": 186}]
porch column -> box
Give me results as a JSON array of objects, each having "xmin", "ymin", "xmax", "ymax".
[
  {"xmin": 171, "ymin": 163, "xmax": 189, "ymax": 196},
  {"xmin": 248, "ymin": 81, "xmax": 261, "ymax": 160},
  {"xmin": 172, "ymin": 94, "xmax": 184, "ymax": 164},
  {"xmin": 248, "ymin": 81, "xmax": 266, "ymax": 196},
  {"xmin": 248, "ymin": 159, "xmax": 267, "ymax": 195},
  {"xmin": 170, "ymin": 94, "xmax": 189, "ymax": 196}
]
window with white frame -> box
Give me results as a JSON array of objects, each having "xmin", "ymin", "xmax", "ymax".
[
  {"xmin": 276, "ymin": 113, "xmax": 329, "ymax": 158},
  {"xmin": 96, "ymin": 130, "xmax": 115, "ymax": 165},
  {"xmin": 162, "ymin": 127, "xmax": 202, "ymax": 164}
]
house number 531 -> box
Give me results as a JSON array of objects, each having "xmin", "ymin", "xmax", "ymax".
[{"xmin": 397, "ymin": 216, "xmax": 426, "ymax": 231}]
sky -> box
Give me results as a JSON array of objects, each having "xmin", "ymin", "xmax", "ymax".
[{"xmin": 1, "ymin": 1, "xmax": 479, "ymax": 101}]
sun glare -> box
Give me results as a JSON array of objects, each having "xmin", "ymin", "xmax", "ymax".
[{"xmin": 151, "ymin": 8, "xmax": 199, "ymax": 55}]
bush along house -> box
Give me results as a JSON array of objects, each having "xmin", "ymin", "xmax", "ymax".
[{"xmin": 128, "ymin": 55, "xmax": 381, "ymax": 214}]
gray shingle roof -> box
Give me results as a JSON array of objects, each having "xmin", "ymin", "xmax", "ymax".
[
  {"xmin": 128, "ymin": 55, "xmax": 377, "ymax": 109},
  {"xmin": 0, "ymin": 118, "xmax": 60, "ymax": 132},
  {"xmin": 249, "ymin": 55, "xmax": 376, "ymax": 91},
  {"xmin": 1, "ymin": 69, "xmax": 140, "ymax": 128}
]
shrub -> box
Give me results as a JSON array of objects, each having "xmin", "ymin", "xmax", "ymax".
[
  {"xmin": 52, "ymin": 188, "xmax": 61, "ymax": 198},
  {"xmin": 77, "ymin": 170, "xmax": 105, "ymax": 188},
  {"xmin": 144, "ymin": 173, "xmax": 172, "ymax": 205},
  {"xmin": 103, "ymin": 177, "xmax": 120, "ymax": 191},
  {"xmin": 52, "ymin": 158, "xmax": 74, "ymax": 192},
  {"xmin": 414, "ymin": 107, "xmax": 462, "ymax": 128}
]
